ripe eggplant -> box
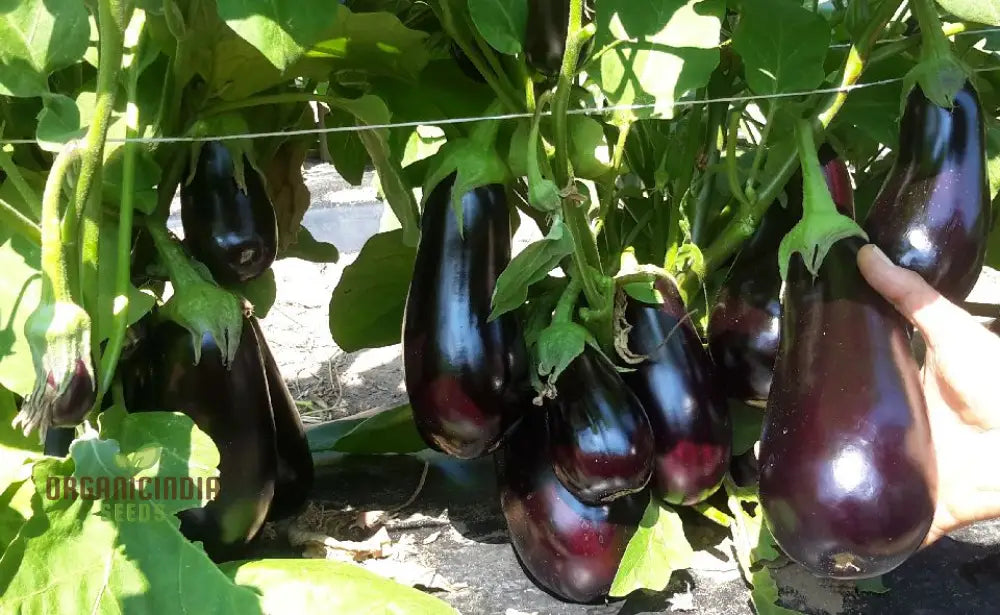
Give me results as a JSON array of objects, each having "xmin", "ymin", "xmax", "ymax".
[
  {"xmin": 624, "ymin": 278, "xmax": 731, "ymax": 506},
  {"xmin": 403, "ymin": 174, "xmax": 528, "ymax": 459},
  {"xmin": 864, "ymin": 81, "xmax": 989, "ymax": 303},
  {"xmin": 759, "ymin": 237, "xmax": 936, "ymax": 580},
  {"xmin": 547, "ymin": 347, "xmax": 653, "ymax": 504},
  {"xmin": 181, "ymin": 141, "xmax": 278, "ymax": 285},
  {"xmin": 708, "ymin": 145, "xmax": 854, "ymax": 404},
  {"xmin": 525, "ymin": 0, "xmax": 569, "ymax": 77},
  {"xmin": 497, "ymin": 410, "xmax": 647, "ymax": 604},
  {"xmin": 450, "ymin": 43, "xmax": 485, "ymax": 84},
  {"xmin": 249, "ymin": 317, "xmax": 314, "ymax": 522},
  {"xmin": 123, "ymin": 315, "xmax": 277, "ymax": 561}
]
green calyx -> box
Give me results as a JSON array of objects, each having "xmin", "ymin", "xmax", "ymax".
[
  {"xmin": 185, "ymin": 115, "xmax": 258, "ymax": 193},
  {"xmin": 904, "ymin": 0, "xmax": 968, "ymax": 108},
  {"xmin": 146, "ymin": 222, "xmax": 245, "ymax": 366},
  {"xmin": 17, "ymin": 300, "xmax": 96, "ymax": 438},
  {"xmin": 777, "ymin": 120, "xmax": 867, "ymax": 281}
]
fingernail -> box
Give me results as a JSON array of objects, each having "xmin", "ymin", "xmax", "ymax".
[{"xmin": 861, "ymin": 243, "xmax": 893, "ymax": 268}]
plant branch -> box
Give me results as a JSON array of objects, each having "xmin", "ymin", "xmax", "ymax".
[
  {"xmin": 0, "ymin": 146, "xmax": 42, "ymax": 218},
  {"xmin": 41, "ymin": 143, "xmax": 82, "ymax": 303}
]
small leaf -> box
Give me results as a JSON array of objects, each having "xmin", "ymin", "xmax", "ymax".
[
  {"xmin": 730, "ymin": 400, "xmax": 764, "ymax": 457},
  {"xmin": 468, "ymin": 0, "xmax": 528, "ymax": 55},
  {"xmin": 855, "ymin": 576, "xmax": 890, "ymax": 594},
  {"xmin": 491, "ymin": 220, "xmax": 574, "ymax": 320},
  {"xmin": 329, "ymin": 230, "xmax": 416, "ymax": 352},
  {"xmin": 568, "ymin": 116, "xmax": 612, "ymax": 180},
  {"xmin": 35, "ymin": 94, "xmax": 84, "ymax": 151},
  {"xmin": 280, "ymin": 226, "xmax": 340, "ymax": 264},
  {"xmin": 235, "ymin": 269, "xmax": 277, "ymax": 319},
  {"xmin": 609, "ymin": 497, "xmax": 695, "ymax": 597},
  {"xmin": 323, "ymin": 106, "xmax": 371, "ymax": 187},
  {"xmin": 537, "ymin": 321, "xmax": 589, "ymax": 385},
  {"xmin": 935, "ymin": 0, "xmax": 1000, "ymax": 26}
]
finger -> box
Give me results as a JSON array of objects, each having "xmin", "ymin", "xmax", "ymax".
[{"xmin": 856, "ymin": 244, "xmax": 984, "ymax": 346}]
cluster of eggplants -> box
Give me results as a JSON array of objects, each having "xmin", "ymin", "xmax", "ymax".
[
  {"xmin": 863, "ymin": 81, "xmax": 990, "ymax": 303},
  {"xmin": 496, "ymin": 276, "xmax": 733, "ymax": 603},
  {"xmin": 121, "ymin": 313, "xmax": 313, "ymax": 561},
  {"xmin": 402, "ymin": 173, "xmax": 529, "ymax": 459},
  {"xmin": 181, "ymin": 141, "xmax": 278, "ymax": 286},
  {"xmin": 708, "ymin": 144, "xmax": 855, "ymax": 405}
]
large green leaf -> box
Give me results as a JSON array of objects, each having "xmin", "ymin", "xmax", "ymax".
[
  {"xmin": 732, "ymin": 0, "xmax": 831, "ymax": 95},
  {"xmin": 216, "ymin": 0, "xmax": 339, "ymax": 71},
  {"xmin": 592, "ymin": 0, "xmax": 723, "ymax": 122},
  {"xmin": 936, "ymin": 0, "xmax": 1000, "ymax": 25},
  {"xmin": 0, "ymin": 0, "xmax": 90, "ymax": 97},
  {"xmin": 469, "ymin": 0, "xmax": 528, "ymax": 55},
  {"xmin": 329, "ymin": 230, "xmax": 416, "ymax": 352},
  {"xmin": 219, "ymin": 559, "xmax": 458, "ymax": 615},
  {"xmin": 610, "ymin": 497, "xmax": 694, "ymax": 597},
  {"xmin": 308, "ymin": 404, "xmax": 426, "ymax": 454},
  {"xmin": 0, "ymin": 232, "xmax": 41, "ymax": 397}
]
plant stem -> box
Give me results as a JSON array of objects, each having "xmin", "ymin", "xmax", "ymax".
[
  {"xmin": 552, "ymin": 1, "xmax": 589, "ymax": 184},
  {"xmin": 145, "ymin": 220, "xmax": 202, "ymax": 288},
  {"xmin": 745, "ymin": 103, "xmax": 777, "ymax": 193},
  {"xmin": 869, "ymin": 22, "xmax": 966, "ymax": 65},
  {"xmin": 98, "ymin": 15, "xmax": 145, "ymax": 398},
  {"xmin": 692, "ymin": 81, "xmax": 727, "ymax": 244},
  {"xmin": 0, "ymin": 147, "xmax": 42, "ymax": 218},
  {"xmin": 0, "ymin": 196, "xmax": 41, "ymax": 244},
  {"xmin": 553, "ymin": 276, "xmax": 582, "ymax": 324},
  {"xmin": 725, "ymin": 110, "xmax": 751, "ymax": 208},
  {"xmin": 519, "ymin": 56, "xmax": 537, "ymax": 112},
  {"xmin": 41, "ymin": 143, "xmax": 82, "ymax": 303},
  {"xmin": 68, "ymin": 0, "xmax": 130, "ymax": 298},
  {"xmin": 911, "ymin": 0, "xmax": 951, "ymax": 61},
  {"xmin": 688, "ymin": 0, "xmax": 901, "ymax": 296}
]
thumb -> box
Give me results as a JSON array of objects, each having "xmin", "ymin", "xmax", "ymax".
[{"xmin": 856, "ymin": 244, "xmax": 983, "ymax": 348}]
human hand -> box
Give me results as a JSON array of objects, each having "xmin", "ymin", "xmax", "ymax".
[{"xmin": 857, "ymin": 244, "xmax": 1000, "ymax": 546}]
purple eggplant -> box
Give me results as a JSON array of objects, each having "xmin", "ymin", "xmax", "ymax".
[
  {"xmin": 864, "ymin": 81, "xmax": 989, "ymax": 303},
  {"xmin": 497, "ymin": 410, "xmax": 647, "ymax": 604},
  {"xmin": 403, "ymin": 173, "xmax": 528, "ymax": 459},
  {"xmin": 624, "ymin": 278, "xmax": 731, "ymax": 506},
  {"xmin": 547, "ymin": 347, "xmax": 654, "ymax": 504},
  {"xmin": 759, "ymin": 237, "xmax": 936, "ymax": 579},
  {"xmin": 709, "ymin": 145, "xmax": 855, "ymax": 404}
]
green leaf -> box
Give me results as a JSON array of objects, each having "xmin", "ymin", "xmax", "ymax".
[
  {"xmin": 0, "ymin": 458, "xmax": 262, "ymax": 614},
  {"xmin": 903, "ymin": 55, "xmax": 967, "ymax": 110},
  {"xmin": 330, "ymin": 95, "xmax": 420, "ymax": 247},
  {"xmin": 593, "ymin": 0, "xmax": 723, "ymax": 122},
  {"xmin": 216, "ymin": 0, "xmax": 339, "ymax": 71},
  {"xmin": 855, "ymin": 576, "xmax": 889, "ymax": 594},
  {"xmin": 87, "ymin": 217, "xmax": 156, "ymax": 346},
  {"xmin": 726, "ymin": 483, "xmax": 795, "ymax": 615},
  {"xmin": 491, "ymin": 220, "xmax": 574, "ymax": 320},
  {"xmin": 0, "ymin": 0, "xmax": 90, "ymax": 97},
  {"xmin": 835, "ymin": 58, "xmax": 911, "ymax": 147},
  {"xmin": 732, "ymin": 0, "xmax": 831, "ymax": 95},
  {"xmin": 322, "ymin": 404, "xmax": 427, "ymax": 455},
  {"xmin": 568, "ymin": 116, "xmax": 612, "ymax": 180},
  {"xmin": 610, "ymin": 497, "xmax": 695, "ymax": 597},
  {"xmin": 219, "ymin": 559, "xmax": 459, "ymax": 615},
  {"xmin": 935, "ymin": 0, "xmax": 1000, "ymax": 26},
  {"xmin": 0, "ymin": 232, "xmax": 41, "ymax": 397},
  {"xmin": 235, "ymin": 269, "xmax": 277, "ymax": 319},
  {"xmin": 0, "ymin": 387, "xmax": 40, "ymax": 557},
  {"xmin": 0, "ymin": 386, "xmax": 43, "ymax": 457},
  {"xmin": 537, "ymin": 321, "xmax": 589, "ymax": 385},
  {"xmin": 280, "ymin": 226, "xmax": 340, "ymax": 264},
  {"xmin": 323, "ymin": 106, "xmax": 371, "ymax": 187},
  {"xmin": 35, "ymin": 94, "xmax": 85, "ymax": 151},
  {"xmin": 468, "ymin": 0, "xmax": 528, "ymax": 55},
  {"xmin": 305, "ymin": 6, "xmax": 431, "ymax": 82},
  {"xmin": 730, "ymin": 400, "xmax": 763, "ymax": 456},
  {"xmin": 329, "ymin": 230, "xmax": 416, "ymax": 352}
]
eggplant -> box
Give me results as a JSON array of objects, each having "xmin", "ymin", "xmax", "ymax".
[
  {"xmin": 624, "ymin": 278, "xmax": 731, "ymax": 506},
  {"xmin": 249, "ymin": 317, "xmax": 314, "ymax": 521},
  {"xmin": 525, "ymin": 0, "xmax": 569, "ymax": 77},
  {"xmin": 450, "ymin": 42, "xmax": 485, "ymax": 84},
  {"xmin": 497, "ymin": 410, "xmax": 647, "ymax": 604},
  {"xmin": 864, "ymin": 81, "xmax": 989, "ymax": 303},
  {"xmin": 708, "ymin": 145, "xmax": 854, "ymax": 404},
  {"xmin": 123, "ymin": 315, "xmax": 277, "ymax": 561},
  {"xmin": 759, "ymin": 237, "xmax": 936, "ymax": 579},
  {"xmin": 181, "ymin": 141, "xmax": 278, "ymax": 285},
  {"xmin": 547, "ymin": 348, "xmax": 653, "ymax": 504},
  {"xmin": 403, "ymin": 173, "xmax": 528, "ymax": 459}
]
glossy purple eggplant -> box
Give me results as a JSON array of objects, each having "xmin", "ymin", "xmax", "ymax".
[
  {"xmin": 708, "ymin": 145, "xmax": 855, "ymax": 404},
  {"xmin": 181, "ymin": 141, "xmax": 278, "ymax": 286},
  {"xmin": 624, "ymin": 278, "xmax": 731, "ymax": 506},
  {"xmin": 249, "ymin": 317, "xmax": 314, "ymax": 522},
  {"xmin": 497, "ymin": 410, "xmax": 647, "ymax": 604},
  {"xmin": 864, "ymin": 81, "xmax": 989, "ymax": 303},
  {"xmin": 403, "ymin": 173, "xmax": 528, "ymax": 459},
  {"xmin": 759, "ymin": 237, "xmax": 936, "ymax": 579},
  {"xmin": 547, "ymin": 348, "xmax": 653, "ymax": 504},
  {"xmin": 123, "ymin": 316, "xmax": 277, "ymax": 561}
]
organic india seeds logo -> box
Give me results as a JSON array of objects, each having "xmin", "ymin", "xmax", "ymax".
[{"xmin": 45, "ymin": 445, "xmax": 221, "ymax": 522}]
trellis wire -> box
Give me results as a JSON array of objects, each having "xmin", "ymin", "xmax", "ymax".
[{"xmin": 2, "ymin": 52, "xmax": 1000, "ymax": 146}]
